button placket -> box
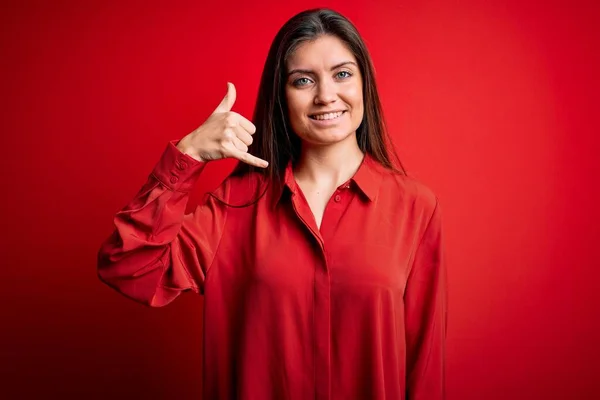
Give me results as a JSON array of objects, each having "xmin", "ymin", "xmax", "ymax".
[{"xmin": 333, "ymin": 182, "xmax": 351, "ymax": 203}]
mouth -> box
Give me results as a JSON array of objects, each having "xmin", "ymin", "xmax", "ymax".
[{"xmin": 308, "ymin": 110, "xmax": 347, "ymax": 121}]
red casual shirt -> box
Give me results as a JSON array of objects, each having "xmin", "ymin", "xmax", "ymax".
[{"xmin": 98, "ymin": 141, "xmax": 447, "ymax": 400}]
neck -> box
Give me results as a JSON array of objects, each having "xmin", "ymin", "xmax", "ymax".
[{"xmin": 293, "ymin": 133, "xmax": 365, "ymax": 188}]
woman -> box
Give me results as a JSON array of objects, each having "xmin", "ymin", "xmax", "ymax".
[{"xmin": 98, "ymin": 8, "xmax": 447, "ymax": 400}]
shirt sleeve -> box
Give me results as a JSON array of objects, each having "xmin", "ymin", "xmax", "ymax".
[
  {"xmin": 97, "ymin": 141, "xmax": 228, "ymax": 307},
  {"xmin": 404, "ymin": 199, "xmax": 448, "ymax": 399}
]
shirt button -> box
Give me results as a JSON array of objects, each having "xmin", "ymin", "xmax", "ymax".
[
  {"xmin": 177, "ymin": 160, "xmax": 187, "ymax": 170},
  {"xmin": 170, "ymin": 176, "xmax": 178, "ymax": 184},
  {"xmin": 334, "ymin": 194, "xmax": 341, "ymax": 202}
]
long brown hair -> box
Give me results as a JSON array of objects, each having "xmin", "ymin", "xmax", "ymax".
[{"xmin": 212, "ymin": 8, "xmax": 405, "ymax": 207}]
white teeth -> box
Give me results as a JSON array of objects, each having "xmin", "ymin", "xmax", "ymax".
[{"xmin": 312, "ymin": 111, "xmax": 344, "ymax": 120}]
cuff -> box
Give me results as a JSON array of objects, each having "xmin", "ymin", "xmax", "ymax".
[{"xmin": 151, "ymin": 140, "xmax": 207, "ymax": 192}]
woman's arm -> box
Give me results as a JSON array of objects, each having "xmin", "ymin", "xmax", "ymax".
[
  {"xmin": 404, "ymin": 199, "xmax": 448, "ymax": 399},
  {"xmin": 97, "ymin": 83, "xmax": 265, "ymax": 307},
  {"xmin": 97, "ymin": 141, "xmax": 228, "ymax": 307}
]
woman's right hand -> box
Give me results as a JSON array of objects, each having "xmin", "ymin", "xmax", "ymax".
[{"xmin": 176, "ymin": 82, "xmax": 268, "ymax": 168}]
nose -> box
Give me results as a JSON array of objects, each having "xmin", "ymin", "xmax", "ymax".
[{"xmin": 314, "ymin": 79, "xmax": 337, "ymax": 105}]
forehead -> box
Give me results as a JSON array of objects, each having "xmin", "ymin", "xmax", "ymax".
[{"xmin": 287, "ymin": 35, "xmax": 357, "ymax": 69}]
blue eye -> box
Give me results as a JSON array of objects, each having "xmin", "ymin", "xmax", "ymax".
[
  {"xmin": 293, "ymin": 77, "xmax": 312, "ymax": 87},
  {"xmin": 337, "ymin": 71, "xmax": 352, "ymax": 79}
]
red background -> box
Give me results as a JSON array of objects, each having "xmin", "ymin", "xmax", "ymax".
[{"xmin": 2, "ymin": 0, "xmax": 599, "ymax": 398}]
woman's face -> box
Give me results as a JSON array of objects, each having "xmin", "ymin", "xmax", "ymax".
[{"xmin": 285, "ymin": 35, "xmax": 364, "ymax": 147}]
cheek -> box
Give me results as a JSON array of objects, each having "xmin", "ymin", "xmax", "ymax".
[
  {"xmin": 340, "ymin": 83, "xmax": 363, "ymax": 109},
  {"xmin": 347, "ymin": 86, "xmax": 364, "ymax": 117},
  {"xmin": 287, "ymin": 103, "xmax": 304, "ymax": 131},
  {"xmin": 285, "ymin": 92, "xmax": 301, "ymax": 116},
  {"xmin": 286, "ymin": 94, "xmax": 312, "ymax": 130},
  {"xmin": 352, "ymin": 87, "xmax": 364, "ymax": 107}
]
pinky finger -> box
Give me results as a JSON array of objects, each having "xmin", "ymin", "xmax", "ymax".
[{"xmin": 232, "ymin": 149, "xmax": 269, "ymax": 168}]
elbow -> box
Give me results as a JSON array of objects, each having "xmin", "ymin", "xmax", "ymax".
[
  {"xmin": 97, "ymin": 269, "xmax": 172, "ymax": 308},
  {"xmin": 96, "ymin": 251, "xmax": 170, "ymax": 307}
]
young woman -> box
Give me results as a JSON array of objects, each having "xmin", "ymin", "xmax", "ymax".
[{"xmin": 98, "ymin": 8, "xmax": 447, "ymax": 400}]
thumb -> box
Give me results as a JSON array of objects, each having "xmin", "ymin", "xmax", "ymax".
[{"xmin": 213, "ymin": 82, "xmax": 236, "ymax": 114}]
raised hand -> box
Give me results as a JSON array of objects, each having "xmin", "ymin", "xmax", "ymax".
[{"xmin": 176, "ymin": 82, "xmax": 268, "ymax": 168}]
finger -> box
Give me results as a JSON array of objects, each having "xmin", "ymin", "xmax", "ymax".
[
  {"xmin": 230, "ymin": 148, "xmax": 269, "ymax": 168},
  {"xmin": 213, "ymin": 82, "xmax": 237, "ymax": 114},
  {"xmin": 232, "ymin": 136, "xmax": 248, "ymax": 153},
  {"xmin": 233, "ymin": 124, "xmax": 253, "ymax": 146},
  {"xmin": 237, "ymin": 115, "xmax": 257, "ymax": 134}
]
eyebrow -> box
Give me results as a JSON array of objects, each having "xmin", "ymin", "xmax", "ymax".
[{"xmin": 287, "ymin": 61, "xmax": 358, "ymax": 76}]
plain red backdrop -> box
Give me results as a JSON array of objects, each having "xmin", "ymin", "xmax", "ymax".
[{"xmin": 1, "ymin": 0, "xmax": 599, "ymax": 398}]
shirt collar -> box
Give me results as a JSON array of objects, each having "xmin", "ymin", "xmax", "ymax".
[
  {"xmin": 351, "ymin": 153, "xmax": 384, "ymax": 201},
  {"xmin": 271, "ymin": 153, "xmax": 384, "ymax": 209}
]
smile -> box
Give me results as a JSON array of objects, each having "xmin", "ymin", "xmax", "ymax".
[{"xmin": 309, "ymin": 111, "xmax": 346, "ymax": 120}]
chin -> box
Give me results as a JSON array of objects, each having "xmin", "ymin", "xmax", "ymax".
[{"xmin": 301, "ymin": 127, "xmax": 357, "ymax": 146}]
